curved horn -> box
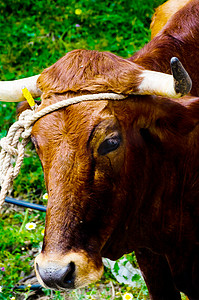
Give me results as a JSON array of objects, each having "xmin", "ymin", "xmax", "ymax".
[
  {"xmin": 0, "ymin": 75, "xmax": 42, "ymax": 102},
  {"xmin": 136, "ymin": 57, "xmax": 192, "ymax": 98}
]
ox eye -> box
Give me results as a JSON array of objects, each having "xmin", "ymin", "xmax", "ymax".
[{"xmin": 98, "ymin": 134, "xmax": 121, "ymax": 156}]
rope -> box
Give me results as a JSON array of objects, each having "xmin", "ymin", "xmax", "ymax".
[{"xmin": 0, "ymin": 92, "xmax": 126, "ymax": 209}]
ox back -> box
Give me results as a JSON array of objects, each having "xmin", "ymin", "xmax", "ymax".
[{"xmin": 150, "ymin": 0, "xmax": 192, "ymax": 39}]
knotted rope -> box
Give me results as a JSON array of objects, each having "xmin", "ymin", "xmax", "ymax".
[{"xmin": 0, "ymin": 92, "xmax": 126, "ymax": 209}]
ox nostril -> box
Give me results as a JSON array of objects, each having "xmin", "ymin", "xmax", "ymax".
[
  {"xmin": 36, "ymin": 261, "xmax": 76, "ymax": 289},
  {"xmin": 62, "ymin": 262, "xmax": 75, "ymax": 286}
]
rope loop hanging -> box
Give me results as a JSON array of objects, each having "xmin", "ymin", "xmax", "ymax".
[{"xmin": 0, "ymin": 92, "xmax": 126, "ymax": 209}]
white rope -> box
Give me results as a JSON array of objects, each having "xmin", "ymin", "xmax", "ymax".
[{"xmin": 0, "ymin": 92, "xmax": 126, "ymax": 209}]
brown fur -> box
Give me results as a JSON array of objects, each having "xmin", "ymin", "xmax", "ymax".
[
  {"xmin": 150, "ymin": 0, "xmax": 192, "ymax": 39},
  {"xmin": 37, "ymin": 49, "xmax": 144, "ymax": 99}
]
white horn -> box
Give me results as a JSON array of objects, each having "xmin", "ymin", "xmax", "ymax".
[
  {"xmin": 136, "ymin": 57, "xmax": 192, "ymax": 98},
  {"xmin": 0, "ymin": 75, "xmax": 42, "ymax": 102}
]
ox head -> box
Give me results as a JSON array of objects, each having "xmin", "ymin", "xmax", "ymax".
[{"xmin": 0, "ymin": 49, "xmax": 193, "ymax": 290}]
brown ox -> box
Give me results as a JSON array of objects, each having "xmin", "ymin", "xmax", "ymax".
[
  {"xmin": 5, "ymin": 50, "xmax": 198, "ymax": 300},
  {"xmin": 1, "ymin": 2, "xmax": 199, "ymax": 300}
]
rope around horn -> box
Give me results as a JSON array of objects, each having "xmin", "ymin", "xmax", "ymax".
[{"xmin": 0, "ymin": 92, "xmax": 126, "ymax": 209}]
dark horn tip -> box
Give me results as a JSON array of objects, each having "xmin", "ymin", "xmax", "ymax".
[
  {"xmin": 170, "ymin": 57, "xmax": 179, "ymax": 65},
  {"xmin": 170, "ymin": 57, "xmax": 192, "ymax": 96}
]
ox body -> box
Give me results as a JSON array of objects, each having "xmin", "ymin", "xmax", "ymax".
[
  {"xmin": 1, "ymin": 0, "xmax": 199, "ymax": 300},
  {"xmin": 26, "ymin": 47, "xmax": 199, "ymax": 300}
]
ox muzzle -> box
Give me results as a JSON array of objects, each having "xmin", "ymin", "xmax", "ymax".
[{"xmin": 35, "ymin": 251, "xmax": 104, "ymax": 290}]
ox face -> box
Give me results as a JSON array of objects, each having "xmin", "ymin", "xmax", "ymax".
[{"xmin": 33, "ymin": 100, "xmax": 129, "ymax": 290}]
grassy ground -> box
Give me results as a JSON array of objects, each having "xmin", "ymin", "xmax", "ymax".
[{"xmin": 0, "ymin": 0, "xmax": 180, "ymax": 299}]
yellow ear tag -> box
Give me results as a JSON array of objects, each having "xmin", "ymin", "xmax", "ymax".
[{"xmin": 22, "ymin": 87, "xmax": 36, "ymax": 109}]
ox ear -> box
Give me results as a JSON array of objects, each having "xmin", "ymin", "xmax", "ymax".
[
  {"xmin": 139, "ymin": 127, "xmax": 162, "ymax": 148},
  {"xmin": 139, "ymin": 99, "xmax": 197, "ymax": 148}
]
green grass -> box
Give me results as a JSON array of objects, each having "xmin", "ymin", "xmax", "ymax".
[
  {"xmin": 0, "ymin": 0, "xmax": 168, "ymax": 299},
  {"xmin": 0, "ymin": 0, "xmax": 164, "ymax": 80}
]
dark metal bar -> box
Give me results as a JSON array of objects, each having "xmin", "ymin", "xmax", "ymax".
[
  {"xmin": 5, "ymin": 196, "xmax": 46, "ymax": 212},
  {"xmin": 14, "ymin": 284, "xmax": 42, "ymax": 291}
]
